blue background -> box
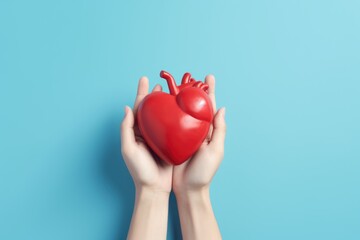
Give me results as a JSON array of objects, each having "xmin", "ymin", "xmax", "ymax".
[{"xmin": 1, "ymin": 0, "xmax": 359, "ymax": 239}]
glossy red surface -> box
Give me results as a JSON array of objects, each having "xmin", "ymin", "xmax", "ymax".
[{"xmin": 137, "ymin": 70, "xmax": 214, "ymax": 165}]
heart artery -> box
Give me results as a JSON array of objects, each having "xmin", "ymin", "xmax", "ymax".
[{"xmin": 137, "ymin": 70, "xmax": 214, "ymax": 165}]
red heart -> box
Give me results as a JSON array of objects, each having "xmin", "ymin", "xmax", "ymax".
[{"xmin": 137, "ymin": 70, "xmax": 214, "ymax": 165}]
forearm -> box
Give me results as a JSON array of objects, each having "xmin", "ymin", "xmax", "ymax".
[
  {"xmin": 127, "ymin": 186, "xmax": 170, "ymax": 240},
  {"xmin": 175, "ymin": 187, "xmax": 222, "ymax": 240}
]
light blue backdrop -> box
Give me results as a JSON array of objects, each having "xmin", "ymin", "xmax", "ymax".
[{"xmin": 1, "ymin": 0, "xmax": 359, "ymax": 239}]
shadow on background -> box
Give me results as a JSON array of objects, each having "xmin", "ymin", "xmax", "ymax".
[
  {"xmin": 100, "ymin": 112, "xmax": 182, "ymax": 239},
  {"xmin": 168, "ymin": 193, "xmax": 182, "ymax": 240}
]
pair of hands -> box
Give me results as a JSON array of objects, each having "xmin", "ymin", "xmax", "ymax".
[{"xmin": 120, "ymin": 74, "xmax": 226, "ymax": 196}]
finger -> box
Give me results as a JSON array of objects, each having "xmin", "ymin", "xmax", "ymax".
[
  {"xmin": 152, "ymin": 84, "xmax": 162, "ymax": 92},
  {"xmin": 205, "ymin": 74, "xmax": 216, "ymax": 112},
  {"xmin": 206, "ymin": 124, "xmax": 213, "ymax": 143},
  {"xmin": 133, "ymin": 76, "xmax": 149, "ymax": 113},
  {"xmin": 205, "ymin": 75, "xmax": 216, "ymax": 142},
  {"xmin": 121, "ymin": 106, "xmax": 136, "ymax": 151},
  {"xmin": 209, "ymin": 107, "xmax": 226, "ymax": 149}
]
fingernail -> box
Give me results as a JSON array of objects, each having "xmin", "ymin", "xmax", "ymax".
[{"xmin": 222, "ymin": 107, "xmax": 226, "ymax": 118}]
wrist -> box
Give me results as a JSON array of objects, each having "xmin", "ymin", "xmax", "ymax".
[
  {"xmin": 174, "ymin": 186, "xmax": 211, "ymax": 205},
  {"xmin": 173, "ymin": 183, "xmax": 210, "ymax": 196},
  {"xmin": 135, "ymin": 185, "xmax": 170, "ymax": 202}
]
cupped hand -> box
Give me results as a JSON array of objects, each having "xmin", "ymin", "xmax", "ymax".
[
  {"xmin": 172, "ymin": 75, "xmax": 226, "ymax": 194},
  {"xmin": 121, "ymin": 77, "xmax": 173, "ymax": 193}
]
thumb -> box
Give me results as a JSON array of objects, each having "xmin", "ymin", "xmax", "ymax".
[
  {"xmin": 209, "ymin": 107, "xmax": 226, "ymax": 149},
  {"xmin": 121, "ymin": 106, "xmax": 136, "ymax": 152}
]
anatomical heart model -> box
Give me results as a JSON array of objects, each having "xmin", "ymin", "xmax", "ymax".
[{"xmin": 137, "ymin": 70, "xmax": 214, "ymax": 165}]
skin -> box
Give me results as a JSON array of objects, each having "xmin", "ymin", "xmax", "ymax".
[{"xmin": 121, "ymin": 75, "xmax": 226, "ymax": 240}]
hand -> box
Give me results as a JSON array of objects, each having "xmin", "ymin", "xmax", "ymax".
[
  {"xmin": 172, "ymin": 74, "xmax": 225, "ymax": 240},
  {"xmin": 121, "ymin": 76, "xmax": 173, "ymax": 193},
  {"xmin": 172, "ymin": 74, "xmax": 226, "ymax": 194},
  {"xmin": 121, "ymin": 77, "xmax": 173, "ymax": 240}
]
